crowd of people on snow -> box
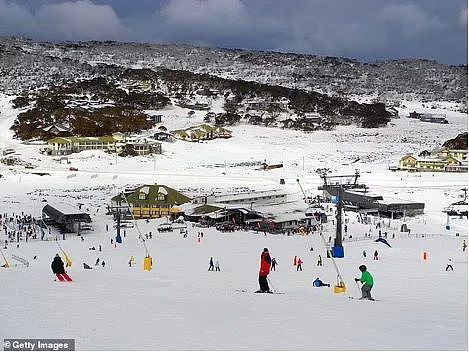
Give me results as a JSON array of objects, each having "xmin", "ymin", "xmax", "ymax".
[{"xmin": 1, "ymin": 208, "xmax": 465, "ymax": 300}]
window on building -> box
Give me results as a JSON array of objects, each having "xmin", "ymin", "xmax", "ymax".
[{"xmin": 138, "ymin": 193, "xmax": 146, "ymax": 200}]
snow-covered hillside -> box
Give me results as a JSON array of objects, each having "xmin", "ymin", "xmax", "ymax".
[
  {"xmin": 0, "ymin": 37, "xmax": 466, "ymax": 104},
  {"xmin": 0, "ymin": 89, "xmax": 467, "ymax": 350}
]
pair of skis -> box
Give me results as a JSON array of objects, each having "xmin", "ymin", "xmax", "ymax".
[
  {"xmin": 235, "ymin": 289, "xmax": 285, "ymax": 295},
  {"xmin": 348, "ymin": 296, "xmax": 380, "ymax": 301},
  {"xmin": 55, "ymin": 273, "xmax": 73, "ymax": 282}
]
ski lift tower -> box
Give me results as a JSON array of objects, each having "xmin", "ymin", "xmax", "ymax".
[{"xmin": 318, "ymin": 169, "xmax": 366, "ymax": 258}]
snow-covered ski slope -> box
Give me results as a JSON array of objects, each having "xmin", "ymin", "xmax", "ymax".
[{"xmin": 0, "ymin": 94, "xmax": 467, "ymax": 350}]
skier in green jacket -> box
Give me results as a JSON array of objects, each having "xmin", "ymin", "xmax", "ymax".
[{"xmin": 355, "ymin": 264, "xmax": 374, "ymax": 300}]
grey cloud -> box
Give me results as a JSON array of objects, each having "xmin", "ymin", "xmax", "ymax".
[
  {"xmin": 0, "ymin": 0, "xmax": 466, "ymax": 64},
  {"xmin": 0, "ymin": 0, "xmax": 125, "ymax": 41}
]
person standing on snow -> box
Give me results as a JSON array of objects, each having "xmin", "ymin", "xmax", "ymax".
[
  {"xmin": 271, "ymin": 257, "xmax": 278, "ymax": 271},
  {"xmin": 297, "ymin": 257, "xmax": 303, "ymax": 271},
  {"xmin": 445, "ymin": 258, "xmax": 453, "ymax": 271},
  {"xmin": 463, "ymin": 240, "xmax": 467, "ymax": 252},
  {"xmin": 373, "ymin": 250, "xmax": 379, "ymax": 260},
  {"xmin": 317, "ymin": 254, "xmax": 322, "ymax": 266},
  {"xmin": 208, "ymin": 257, "xmax": 214, "ymax": 271},
  {"xmin": 355, "ymin": 265, "xmax": 374, "ymax": 300},
  {"xmin": 257, "ymin": 248, "xmax": 272, "ymax": 293},
  {"xmin": 363, "ymin": 250, "xmax": 367, "ymax": 258},
  {"xmin": 215, "ymin": 259, "xmax": 220, "ymax": 271},
  {"xmin": 51, "ymin": 254, "xmax": 65, "ymax": 275},
  {"xmin": 293, "ymin": 255, "xmax": 297, "ymax": 267}
]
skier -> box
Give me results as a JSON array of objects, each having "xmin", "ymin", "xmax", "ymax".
[
  {"xmin": 373, "ymin": 250, "xmax": 379, "ymax": 260},
  {"xmin": 208, "ymin": 257, "xmax": 214, "ymax": 271},
  {"xmin": 95, "ymin": 258, "xmax": 100, "ymax": 266},
  {"xmin": 317, "ymin": 254, "xmax": 322, "ymax": 266},
  {"xmin": 101, "ymin": 260, "xmax": 105, "ymax": 268},
  {"xmin": 257, "ymin": 248, "xmax": 272, "ymax": 293},
  {"xmin": 271, "ymin": 257, "xmax": 278, "ymax": 271},
  {"xmin": 312, "ymin": 277, "xmax": 330, "ymax": 287},
  {"xmin": 296, "ymin": 257, "xmax": 303, "ymax": 271},
  {"xmin": 445, "ymin": 258, "xmax": 453, "ymax": 271},
  {"xmin": 354, "ymin": 264, "xmax": 374, "ymax": 300},
  {"xmin": 51, "ymin": 254, "xmax": 65, "ymax": 275},
  {"xmin": 463, "ymin": 240, "xmax": 467, "ymax": 252},
  {"xmin": 215, "ymin": 259, "xmax": 220, "ymax": 271}
]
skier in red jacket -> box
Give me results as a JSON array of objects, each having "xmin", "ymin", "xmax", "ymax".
[{"xmin": 257, "ymin": 248, "xmax": 272, "ymax": 293}]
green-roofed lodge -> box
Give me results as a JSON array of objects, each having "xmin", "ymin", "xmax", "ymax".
[{"xmin": 111, "ymin": 184, "xmax": 190, "ymax": 219}]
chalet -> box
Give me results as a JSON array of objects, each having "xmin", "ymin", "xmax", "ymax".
[
  {"xmin": 119, "ymin": 141, "xmax": 162, "ymax": 156},
  {"xmin": 42, "ymin": 124, "xmax": 70, "ymax": 135},
  {"xmin": 171, "ymin": 124, "xmax": 232, "ymax": 142},
  {"xmin": 419, "ymin": 114, "xmax": 448, "ymax": 124},
  {"xmin": 111, "ymin": 184, "xmax": 190, "ymax": 219},
  {"xmin": 399, "ymin": 148, "xmax": 467, "ymax": 172},
  {"xmin": 408, "ymin": 111, "xmax": 448, "ymax": 124},
  {"xmin": 46, "ymin": 136, "xmax": 117, "ymax": 156},
  {"xmin": 153, "ymin": 131, "xmax": 174, "ymax": 142}
]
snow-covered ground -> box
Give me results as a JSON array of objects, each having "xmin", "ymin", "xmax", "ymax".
[{"xmin": 0, "ymin": 94, "xmax": 467, "ymax": 350}]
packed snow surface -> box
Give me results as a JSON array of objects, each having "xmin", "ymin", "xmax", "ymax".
[{"xmin": 0, "ymin": 94, "xmax": 467, "ymax": 350}]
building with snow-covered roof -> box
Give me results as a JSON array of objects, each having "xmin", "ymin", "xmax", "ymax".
[
  {"xmin": 111, "ymin": 184, "xmax": 190, "ymax": 219},
  {"xmin": 399, "ymin": 148, "xmax": 467, "ymax": 172},
  {"xmin": 46, "ymin": 136, "xmax": 117, "ymax": 155}
]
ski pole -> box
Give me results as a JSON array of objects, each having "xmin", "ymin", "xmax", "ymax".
[
  {"xmin": 267, "ymin": 277, "xmax": 277, "ymax": 292},
  {"xmin": 355, "ymin": 279, "xmax": 361, "ymax": 295}
]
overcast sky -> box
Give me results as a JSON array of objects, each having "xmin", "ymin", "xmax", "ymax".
[{"xmin": 0, "ymin": 0, "xmax": 467, "ymax": 64}]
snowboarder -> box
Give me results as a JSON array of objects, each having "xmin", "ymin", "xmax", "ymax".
[
  {"xmin": 363, "ymin": 250, "xmax": 366, "ymax": 258},
  {"xmin": 215, "ymin": 259, "xmax": 220, "ymax": 271},
  {"xmin": 257, "ymin": 248, "xmax": 272, "ymax": 293},
  {"xmin": 355, "ymin": 264, "xmax": 374, "ymax": 300},
  {"xmin": 445, "ymin": 258, "xmax": 453, "ymax": 271},
  {"xmin": 312, "ymin": 277, "xmax": 330, "ymax": 287},
  {"xmin": 208, "ymin": 257, "xmax": 214, "ymax": 271},
  {"xmin": 373, "ymin": 250, "xmax": 379, "ymax": 260},
  {"xmin": 51, "ymin": 254, "xmax": 65, "ymax": 275},
  {"xmin": 463, "ymin": 240, "xmax": 467, "ymax": 252},
  {"xmin": 317, "ymin": 254, "xmax": 322, "ymax": 266},
  {"xmin": 297, "ymin": 257, "xmax": 303, "ymax": 271},
  {"xmin": 271, "ymin": 257, "xmax": 278, "ymax": 271}
]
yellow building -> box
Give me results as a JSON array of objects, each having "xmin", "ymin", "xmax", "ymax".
[
  {"xmin": 111, "ymin": 184, "xmax": 190, "ymax": 219},
  {"xmin": 399, "ymin": 150, "xmax": 467, "ymax": 172}
]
